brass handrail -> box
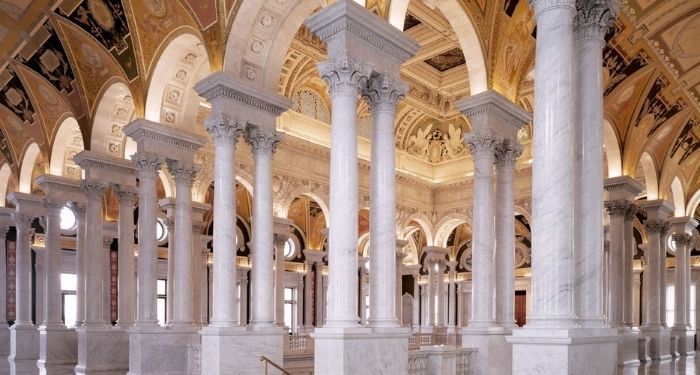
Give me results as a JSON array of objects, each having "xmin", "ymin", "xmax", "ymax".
[{"xmin": 260, "ymin": 356, "xmax": 290, "ymax": 375}]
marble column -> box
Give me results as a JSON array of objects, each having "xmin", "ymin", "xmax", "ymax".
[
  {"xmin": 245, "ymin": 126, "xmax": 283, "ymax": 330},
  {"xmin": 272, "ymin": 218, "xmax": 293, "ymax": 328},
  {"xmin": 132, "ymin": 154, "xmax": 162, "ymax": 327},
  {"xmin": 317, "ymin": 56, "xmax": 370, "ymax": 328},
  {"xmin": 623, "ymin": 203, "xmax": 639, "ymax": 327},
  {"xmin": 74, "ymin": 203, "xmax": 86, "ymax": 327},
  {"xmin": 436, "ymin": 262, "xmax": 446, "ymax": 327},
  {"xmin": 41, "ymin": 200, "xmax": 64, "ymax": 328},
  {"xmin": 427, "ymin": 261, "xmax": 437, "ymax": 327},
  {"xmin": 604, "ymin": 200, "xmax": 627, "ymax": 327},
  {"xmin": 509, "ymin": 1, "xmax": 619, "ymax": 373},
  {"xmin": 447, "ymin": 261, "xmax": 457, "ymax": 330},
  {"xmin": 494, "ymin": 140, "xmax": 522, "ymax": 328},
  {"xmin": 411, "ymin": 271, "xmax": 420, "ymax": 329},
  {"xmin": 457, "ymin": 283, "xmax": 465, "ymax": 328},
  {"xmin": 358, "ymin": 257, "xmax": 369, "ymax": 325},
  {"xmin": 659, "ymin": 226, "xmax": 668, "ymax": 328},
  {"xmin": 169, "ymin": 161, "xmax": 199, "ymax": 326},
  {"xmin": 363, "ymin": 74, "xmax": 407, "ymax": 328},
  {"xmin": 115, "ymin": 186, "xmax": 137, "ymax": 328},
  {"xmin": 420, "ymin": 284, "xmax": 429, "ymax": 328},
  {"xmin": 163, "ymin": 214, "xmax": 175, "ymax": 325},
  {"xmin": 102, "ymin": 237, "xmax": 112, "ymax": 324},
  {"xmin": 0, "ymin": 221, "xmax": 8, "ymax": 357},
  {"xmin": 83, "ymin": 180, "xmax": 107, "ymax": 327},
  {"xmin": 395, "ymin": 247, "xmax": 407, "ymax": 326},
  {"xmin": 573, "ymin": 0, "xmax": 616, "ymax": 328},
  {"xmin": 640, "ymin": 199, "xmax": 673, "ymax": 361},
  {"xmin": 303, "ymin": 260, "xmax": 314, "ymax": 331},
  {"xmin": 203, "ymin": 114, "xmax": 244, "ymax": 328},
  {"xmin": 239, "ymin": 276, "xmax": 249, "ymax": 326},
  {"xmin": 669, "ymin": 216, "xmax": 697, "ymax": 356}
]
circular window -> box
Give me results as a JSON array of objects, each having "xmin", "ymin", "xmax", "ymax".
[
  {"xmin": 60, "ymin": 206, "xmax": 77, "ymax": 231},
  {"xmin": 667, "ymin": 235, "xmax": 677, "ymax": 254},
  {"xmin": 156, "ymin": 219, "xmax": 167, "ymax": 242},
  {"xmin": 283, "ymin": 238, "xmax": 294, "ymax": 258}
]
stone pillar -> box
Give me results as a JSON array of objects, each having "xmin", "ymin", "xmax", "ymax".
[
  {"xmin": 640, "ymin": 199, "xmax": 674, "ymax": 361},
  {"xmin": 7, "ymin": 197, "xmax": 40, "ymax": 363},
  {"xmin": 420, "ymin": 284, "xmax": 429, "ymax": 328},
  {"xmin": 509, "ymin": 1, "xmax": 619, "ymax": 374},
  {"xmin": 132, "ymin": 154, "xmax": 161, "ymax": 327},
  {"xmin": 83, "ymin": 180, "xmax": 107, "ymax": 327},
  {"xmin": 494, "ymin": 140, "xmax": 522, "ymax": 328},
  {"xmin": 358, "ymin": 256, "xmax": 369, "ymax": 325},
  {"xmin": 605, "ymin": 200, "xmax": 627, "ymax": 327},
  {"xmin": 426, "ymin": 257, "xmax": 437, "ymax": 327},
  {"xmin": 162, "ymin": 211, "xmax": 175, "ymax": 325},
  {"xmin": 659, "ymin": 226, "xmax": 668, "ymax": 328},
  {"xmin": 457, "ymin": 283, "xmax": 465, "ymax": 328},
  {"xmin": 239, "ymin": 276, "xmax": 249, "ymax": 326},
  {"xmin": 395, "ymin": 245, "xmax": 407, "ymax": 326},
  {"xmin": 115, "ymin": 186, "xmax": 137, "ymax": 328},
  {"xmin": 573, "ymin": 0, "xmax": 617, "ymax": 328},
  {"xmin": 74, "ymin": 203, "xmax": 86, "ymax": 327},
  {"xmin": 245, "ymin": 126, "xmax": 283, "ymax": 329},
  {"xmin": 623, "ymin": 203, "xmax": 639, "ymax": 327},
  {"xmin": 102, "ymin": 236, "xmax": 112, "ymax": 325},
  {"xmin": 436, "ymin": 263, "xmax": 446, "ymax": 327},
  {"xmin": 0, "ymin": 217, "xmax": 8, "ymax": 357},
  {"xmin": 168, "ymin": 161, "xmax": 199, "ymax": 327},
  {"xmin": 303, "ymin": 260, "xmax": 314, "ymax": 331},
  {"xmin": 363, "ymin": 75, "xmax": 407, "ymax": 328},
  {"xmin": 411, "ymin": 270, "xmax": 420, "ymax": 329},
  {"xmin": 41, "ymin": 200, "xmax": 64, "ymax": 328},
  {"xmin": 272, "ymin": 218, "xmax": 293, "ymax": 328},
  {"xmin": 446, "ymin": 261, "xmax": 457, "ymax": 330},
  {"xmin": 669, "ymin": 216, "xmax": 697, "ymax": 356}
]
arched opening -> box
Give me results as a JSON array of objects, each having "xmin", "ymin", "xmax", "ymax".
[
  {"xmin": 670, "ymin": 176, "xmax": 685, "ymax": 217},
  {"xmin": 0, "ymin": 163, "xmax": 12, "ymax": 207},
  {"xmin": 603, "ymin": 118, "xmax": 622, "ymax": 178},
  {"xmin": 286, "ymin": 194, "xmax": 327, "ymax": 251},
  {"xmin": 49, "ymin": 117, "xmax": 83, "ymax": 178},
  {"xmin": 91, "ymin": 82, "xmax": 135, "ymax": 158},
  {"xmin": 19, "ymin": 143, "xmax": 42, "ymax": 194},
  {"xmin": 637, "ymin": 152, "xmax": 658, "ymax": 200}
]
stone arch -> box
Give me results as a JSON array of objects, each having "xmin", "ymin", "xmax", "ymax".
[
  {"xmin": 603, "ymin": 118, "xmax": 622, "ymax": 178},
  {"xmin": 433, "ymin": 213, "xmax": 470, "ymax": 248},
  {"xmin": 18, "ymin": 143, "xmax": 42, "ymax": 194},
  {"xmin": 281, "ymin": 187, "xmax": 330, "ymax": 228},
  {"xmin": 686, "ymin": 188, "xmax": 700, "ymax": 217},
  {"xmin": 514, "ymin": 205, "xmax": 532, "ymax": 225},
  {"xmin": 638, "ymin": 152, "xmax": 658, "ymax": 200},
  {"xmin": 145, "ymin": 31, "xmax": 211, "ymax": 131},
  {"xmin": 0, "ymin": 163, "xmax": 12, "ymax": 207},
  {"xmin": 388, "ymin": 0, "xmax": 488, "ymax": 94},
  {"xmin": 670, "ymin": 176, "xmax": 685, "ymax": 217},
  {"xmin": 91, "ymin": 81, "xmax": 135, "ymax": 158},
  {"xmin": 49, "ymin": 117, "xmax": 83, "ymax": 179},
  {"xmin": 401, "ymin": 212, "xmax": 434, "ymax": 246}
]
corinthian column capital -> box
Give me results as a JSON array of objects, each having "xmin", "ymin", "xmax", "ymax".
[
  {"xmin": 530, "ymin": 0, "xmax": 576, "ymax": 17},
  {"xmin": 605, "ymin": 200, "xmax": 630, "ymax": 218},
  {"xmin": 464, "ymin": 131, "xmax": 501, "ymax": 159},
  {"xmin": 204, "ymin": 111, "xmax": 246, "ymax": 146},
  {"xmin": 131, "ymin": 153, "xmax": 162, "ymax": 179},
  {"xmin": 494, "ymin": 139, "xmax": 523, "ymax": 167},
  {"xmin": 82, "ymin": 179, "xmax": 107, "ymax": 200},
  {"xmin": 644, "ymin": 219, "xmax": 669, "ymax": 234},
  {"xmin": 114, "ymin": 185, "xmax": 138, "ymax": 206},
  {"xmin": 574, "ymin": 0, "xmax": 619, "ymax": 40},
  {"xmin": 362, "ymin": 73, "xmax": 408, "ymax": 114},
  {"xmin": 168, "ymin": 160, "xmax": 200, "ymax": 185},
  {"xmin": 317, "ymin": 54, "xmax": 372, "ymax": 97},
  {"xmin": 244, "ymin": 125, "xmax": 284, "ymax": 155}
]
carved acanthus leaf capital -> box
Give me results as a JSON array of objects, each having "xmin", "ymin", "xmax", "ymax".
[
  {"xmin": 204, "ymin": 111, "xmax": 245, "ymax": 145},
  {"xmin": 13, "ymin": 212, "xmax": 33, "ymax": 230},
  {"xmin": 530, "ymin": 0, "xmax": 576, "ymax": 18},
  {"xmin": 131, "ymin": 153, "xmax": 162, "ymax": 179},
  {"xmin": 82, "ymin": 179, "xmax": 107, "ymax": 199},
  {"xmin": 464, "ymin": 131, "xmax": 501, "ymax": 159},
  {"xmin": 114, "ymin": 185, "xmax": 138, "ymax": 206},
  {"xmin": 605, "ymin": 200, "xmax": 630, "ymax": 218},
  {"xmin": 168, "ymin": 160, "xmax": 200, "ymax": 185},
  {"xmin": 644, "ymin": 218, "xmax": 669, "ymax": 234},
  {"xmin": 317, "ymin": 54, "xmax": 372, "ymax": 97},
  {"xmin": 624, "ymin": 203, "xmax": 639, "ymax": 221},
  {"xmin": 44, "ymin": 199, "xmax": 64, "ymax": 216},
  {"xmin": 362, "ymin": 74, "xmax": 408, "ymax": 114},
  {"xmin": 574, "ymin": 0, "xmax": 619, "ymax": 40},
  {"xmin": 672, "ymin": 233, "xmax": 693, "ymax": 247},
  {"xmin": 245, "ymin": 126, "xmax": 284, "ymax": 154},
  {"xmin": 494, "ymin": 139, "xmax": 523, "ymax": 167}
]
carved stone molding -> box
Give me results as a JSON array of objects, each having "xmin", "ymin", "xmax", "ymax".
[
  {"xmin": 624, "ymin": 203, "xmax": 639, "ymax": 221},
  {"xmin": 574, "ymin": 0, "xmax": 619, "ymax": 40},
  {"xmin": 131, "ymin": 152, "xmax": 162, "ymax": 179},
  {"xmin": 244, "ymin": 125, "xmax": 284, "ymax": 155},
  {"xmin": 317, "ymin": 55, "xmax": 372, "ymax": 97},
  {"xmin": 204, "ymin": 111, "xmax": 246, "ymax": 146},
  {"xmin": 82, "ymin": 179, "xmax": 107, "ymax": 200},
  {"xmin": 362, "ymin": 74, "xmax": 408, "ymax": 114},
  {"xmin": 605, "ymin": 200, "xmax": 631, "ymax": 218},
  {"xmin": 168, "ymin": 160, "xmax": 200, "ymax": 185},
  {"xmin": 644, "ymin": 219, "xmax": 669, "ymax": 234},
  {"xmin": 672, "ymin": 233, "xmax": 693, "ymax": 247},
  {"xmin": 114, "ymin": 185, "xmax": 138, "ymax": 206},
  {"xmin": 494, "ymin": 139, "xmax": 523, "ymax": 167},
  {"xmin": 464, "ymin": 131, "xmax": 501, "ymax": 159}
]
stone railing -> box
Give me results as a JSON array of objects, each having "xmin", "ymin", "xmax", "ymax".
[
  {"xmin": 187, "ymin": 344, "xmax": 201, "ymax": 375},
  {"xmin": 456, "ymin": 347, "xmax": 476, "ymax": 375},
  {"xmin": 407, "ymin": 351, "xmax": 428, "ymax": 375},
  {"xmin": 285, "ymin": 334, "xmax": 314, "ymax": 355},
  {"xmin": 408, "ymin": 332, "xmax": 460, "ymax": 350}
]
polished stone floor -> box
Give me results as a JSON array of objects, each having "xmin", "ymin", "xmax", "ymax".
[{"xmin": 0, "ymin": 356, "xmax": 698, "ymax": 374}]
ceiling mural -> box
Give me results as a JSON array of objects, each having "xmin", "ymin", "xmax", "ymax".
[{"xmin": 0, "ymin": 67, "xmax": 36, "ymax": 124}]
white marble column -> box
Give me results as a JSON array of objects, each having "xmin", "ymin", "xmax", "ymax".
[
  {"xmin": 13, "ymin": 212, "xmax": 34, "ymax": 327},
  {"xmin": 272, "ymin": 218, "xmax": 293, "ymax": 328},
  {"xmin": 395, "ymin": 247, "xmax": 407, "ymax": 325},
  {"xmin": 0, "ymin": 224, "xmax": 7, "ymax": 325},
  {"xmin": 436, "ymin": 262, "xmax": 446, "ymax": 327},
  {"xmin": 245, "ymin": 126, "xmax": 283, "ymax": 330},
  {"xmin": 605, "ymin": 200, "xmax": 627, "ymax": 327},
  {"xmin": 457, "ymin": 283, "xmax": 465, "ymax": 328},
  {"xmin": 623, "ymin": 204, "xmax": 639, "ymax": 327},
  {"xmin": 464, "ymin": 132, "xmax": 498, "ymax": 327},
  {"xmin": 83, "ymin": 180, "xmax": 107, "ymax": 327},
  {"xmin": 643, "ymin": 220, "xmax": 665, "ymax": 327},
  {"xmin": 169, "ymin": 161, "xmax": 198, "ymax": 326},
  {"xmin": 527, "ymin": 0, "xmax": 577, "ymax": 327},
  {"xmin": 317, "ymin": 56, "xmax": 370, "ymax": 327},
  {"xmin": 420, "ymin": 284, "xmax": 429, "ymax": 328},
  {"xmin": 163, "ymin": 214, "xmax": 175, "ymax": 325},
  {"xmin": 42, "ymin": 200, "xmax": 64, "ymax": 328},
  {"xmin": 74, "ymin": 203, "xmax": 86, "ymax": 327},
  {"xmin": 239, "ymin": 276, "xmax": 249, "ymax": 326},
  {"xmin": 447, "ymin": 261, "xmax": 457, "ymax": 329},
  {"xmin": 358, "ymin": 257, "xmax": 369, "ymax": 325},
  {"xmin": 303, "ymin": 260, "xmax": 313, "ymax": 330},
  {"xmin": 115, "ymin": 187, "xmax": 137, "ymax": 328},
  {"xmin": 204, "ymin": 114, "xmax": 244, "ymax": 327},
  {"xmin": 659, "ymin": 226, "xmax": 668, "ymax": 327},
  {"xmin": 671, "ymin": 232, "xmax": 691, "ymax": 329},
  {"xmin": 494, "ymin": 141, "xmax": 522, "ymax": 328},
  {"xmin": 363, "ymin": 74, "xmax": 407, "ymax": 328},
  {"xmin": 427, "ymin": 262, "xmax": 437, "ymax": 327},
  {"xmin": 573, "ymin": 0, "xmax": 616, "ymax": 328},
  {"xmin": 412, "ymin": 273, "xmax": 420, "ymax": 329},
  {"xmin": 132, "ymin": 153, "xmax": 161, "ymax": 327}
]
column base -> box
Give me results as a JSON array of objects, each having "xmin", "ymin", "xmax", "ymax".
[
  {"xmin": 671, "ymin": 327, "xmax": 695, "ymax": 357},
  {"xmin": 0, "ymin": 325, "xmax": 9, "ymax": 357},
  {"xmin": 9, "ymin": 324, "xmax": 39, "ymax": 362},
  {"xmin": 38, "ymin": 326, "xmax": 77, "ymax": 370},
  {"xmin": 640, "ymin": 326, "xmax": 671, "ymax": 361},
  {"xmin": 128, "ymin": 325, "xmax": 199, "ymax": 375},
  {"xmin": 616, "ymin": 327, "xmax": 641, "ymax": 366},
  {"xmin": 312, "ymin": 326, "xmax": 410, "ymax": 375},
  {"xmin": 638, "ymin": 336, "xmax": 651, "ymax": 363},
  {"xmin": 76, "ymin": 325, "xmax": 129, "ymax": 374},
  {"xmin": 419, "ymin": 345, "xmax": 475, "ymax": 374},
  {"xmin": 461, "ymin": 326, "xmax": 512, "ymax": 375},
  {"xmin": 507, "ymin": 327, "xmax": 618, "ymax": 374},
  {"xmin": 200, "ymin": 325, "xmax": 285, "ymax": 375}
]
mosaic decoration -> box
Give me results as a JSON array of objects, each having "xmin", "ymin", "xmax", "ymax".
[
  {"xmin": 631, "ymin": 76, "xmax": 686, "ymax": 136},
  {"xmin": 0, "ymin": 68, "xmax": 36, "ymax": 124},
  {"xmin": 603, "ymin": 47, "xmax": 650, "ymax": 97},
  {"xmin": 58, "ymin": 0, "xmax": 139, "ymax": 81},
  {"xmin": 671, "ymin": 117, "xmax": 700, "ymax": 165},
  {"xmin": 18, "ymin": 21, "xmax": 76, "ymax": 95}
]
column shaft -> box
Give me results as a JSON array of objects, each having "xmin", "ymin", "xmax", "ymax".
[
  {"xmin": 13, "ymin": 214, "xmax": 32, "ymax": 326},
  {"xmin": 529, "ymin": 0, "xmax": 577, "ymax": 326},
  {"xmin": 304, "ymin": 262, "xmax": 313, "ymax": 329},
  {"xmin": 75, "ymin": 204, "xmax": 86, "ymax": 326},
  {"xmin": 170, "ymin": 161, "xmax": 197, "ymax": 325},
  {"xmin": 43, "ymin": 201, "xmax": 63, "ymax": 327},
  {"xmin": 659, "ymin": 229, "xmax": 668, "ymax": 326},
  {"xmin": 437, "ymin": 264, "xmax": 446, "ymax": 326},
  {"xmin": 623, "ymin": 207, "xmax": 637, "ymax": 326},
  {"xmin": 412, "ymin": 274, "xmax": 420, "ymax": 328},
  {"xmin": 605, "ymin": 202, "xmax": 626, "ymax": 326},
  {"xmin": 275, "ymin": 237, "xmax": 285, "ymax": 326},
  {"xmin": 643, "ymin": 221, "xmax": 664, "ymax": 327},
  {"xmin": 0, "ymin": 227, "xmax": 6, "ymax": 324},
  {"xmin": 83, "ymin": 180, "xmax": 106, "ymax": 326},
  {"xmin": 672, "ymin": 234, "xmax": 689, "ymax": 328},
  {"xmin": 116, "ymin": 188, "xmax": 137, "ymax": 327},
  {"xmin": 132, "ymin": 154, "xmax": 161, "ymax": 326},
  {"xmin": 428, "ymin": 267, "xmax": 436, "ymax": 326}
]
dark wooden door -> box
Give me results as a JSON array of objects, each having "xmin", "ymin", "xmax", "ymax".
[{"xmin": 514, "ymin": 290, "xmax": 526, "ymax": 327}]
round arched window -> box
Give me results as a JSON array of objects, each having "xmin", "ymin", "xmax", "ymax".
[
  {"xmin": 283, "ymin": 238, "xmax": 295, "ymax": 258},
  {"xmin": 667, "ymin": 235, "xmax": 677, "ymax": 253},
  {"xmin": 60, "ymin": 206, "xmax": 77, "ymax": 231},
  {"xmin": 156, "ymin": 219, "xmax": 168, "ymax": 242}
]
